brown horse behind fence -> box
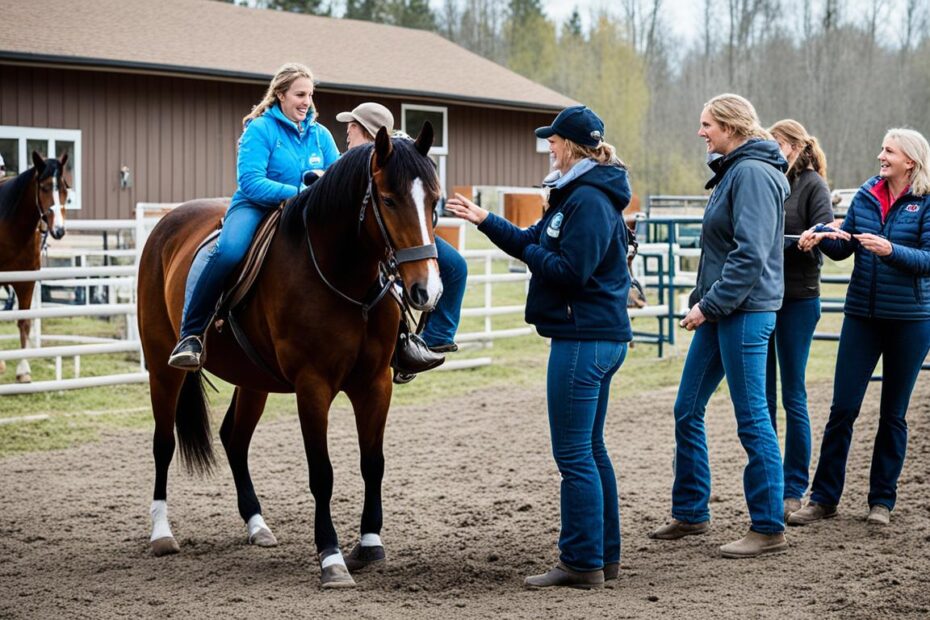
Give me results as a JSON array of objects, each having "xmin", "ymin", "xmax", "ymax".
[
  {"xmin": 0, "ymin": 152, "xmax": 68, "ymax": 382},
  {"xmin": 136, "ymin": 125, "xmax": 442, "ymax": 588}
]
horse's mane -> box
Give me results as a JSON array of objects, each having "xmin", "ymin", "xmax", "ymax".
[
  {"xmin": 0, "ymin": 168, "xmax": 35, "ymax": 221},
  {"xmin": 281, "ymin": 138, "xmax": 440, "ymax": 238}
]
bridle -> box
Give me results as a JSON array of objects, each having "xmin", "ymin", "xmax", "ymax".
[
  {"xmin": 35, "ymin": 166, "xmax": 68, "ymax": 238},
  {"xmin": 304, "ymin": 148, "xmax": 438, "ymax": 321}
]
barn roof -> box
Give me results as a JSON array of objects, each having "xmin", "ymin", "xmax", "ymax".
[{"xmin": 0, "ymin": 0, "xmax": 576, "ymax": 112}]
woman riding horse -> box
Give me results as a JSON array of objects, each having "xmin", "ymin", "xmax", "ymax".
[
  {"xmin": 0, "ymin": 151, "xmax": 68, "ymax": 382},
  {"xmin": 137, "ymin": 123, "xmax": 441, "ymax": 589}
]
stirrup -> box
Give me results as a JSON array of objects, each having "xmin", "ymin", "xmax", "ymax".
[{"xmin": 168, "ymin": 335, "xmax": 204, "ymax": 371}]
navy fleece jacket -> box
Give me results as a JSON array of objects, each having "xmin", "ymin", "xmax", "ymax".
[{"xmin": 477, "ymin": 163, "xmax": 632, "ymax": 341}]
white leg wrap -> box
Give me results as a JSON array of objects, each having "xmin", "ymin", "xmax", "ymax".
[
  {"xmin": 247, "ymin": 514, "xmax": 269, "ymax": 539},
  {"xmin": 321, "ymin": 550, "xmax": 346, "ymax": 570},
  {"xmin": 150, "ymin": 500, "xmax": 173, "ymax": 542},
  {"xmin": 360, "ymin": 533, "xmax": 383, "ymax": 547}
]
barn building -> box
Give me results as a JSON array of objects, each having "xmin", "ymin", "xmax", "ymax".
[{"xmin": 0, "ymin": 0, "xmax": 575, "ymax": 220}]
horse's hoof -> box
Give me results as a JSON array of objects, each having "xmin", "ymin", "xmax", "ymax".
[
  {"xmin": 15, "ymin": 373, "xmax": 31, "ymax": 384},
  {"xmin": 321, "ymin": 563, "xmax": 356, "ymax": 589},
  {"xmin": 345, "ymin": 543, "xmax": 386, "ymax": 571},
  {"xmin": 151, "ymin": 536, "xmax": 180, "ymax": 556},
  {"xmin": 249, "ymin": 527, "xmax": 278, "ymax": 547}
]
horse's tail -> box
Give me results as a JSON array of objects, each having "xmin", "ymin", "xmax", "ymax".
[{"xmin": 175, "ymin": 370, "xmax": 215, "ymax": 476}]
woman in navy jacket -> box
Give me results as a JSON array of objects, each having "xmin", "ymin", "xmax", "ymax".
[
  {"xmin": 169, "ymin": 63, "xmax": 339, "ymax": 368},
  {"xmin": 790, "ymin": 128, "xmax": 930, "ymax": 526},
  {"xmin": 649, "ymin": 94, "xmax": 791, "ymax": 558},
  {"xmin": 446, "ymin": 105, "xmax": 631, "ymax": 590}
]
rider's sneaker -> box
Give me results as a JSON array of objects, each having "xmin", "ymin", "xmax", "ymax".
[{"xmin": 168, "ymin": 335, "xmax": 204, "ymax": 371}]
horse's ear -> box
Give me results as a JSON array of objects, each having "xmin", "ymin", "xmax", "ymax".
[
  {"xmin": 59, "ymin": 151, "xmax": 69, "ymax": 168},
  {"xmin": 414, "ymin": 121, "xmax": 434, "ymax": 157},
  {"xmin": 374, "ymin": 126, "xmax": 393, "ymax": 167},
  {"xmin": 32, "ymin": 150, "xmax": 45, "ymax": 172}
]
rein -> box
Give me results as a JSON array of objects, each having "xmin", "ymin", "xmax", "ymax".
[{"xmin": 303, "ymin": 149, "xmax": 438, "ymax": 321}]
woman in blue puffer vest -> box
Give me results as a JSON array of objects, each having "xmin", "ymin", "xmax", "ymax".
[
  {"xmin": 789, "ymin": 128, "xmax": 930, "ymax": 527},
  {"xmin": 169, "ymin": 63, "xmax": 340, "ymax": 368}
]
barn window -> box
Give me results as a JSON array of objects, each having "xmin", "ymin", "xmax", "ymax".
[
  {"xmin": 401, "ymin": 104, "xmax": 447, "ymax": 155},
  {"xmin": 0, "ymin": 126, "xmax": 82, "ymax": 210}
]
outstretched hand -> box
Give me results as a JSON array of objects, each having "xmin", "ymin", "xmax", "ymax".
[
  {"xmin": 445, "ymin": 193, "xmax": 489, "ymax": 225},
  {"xmin": 854, "ymin": 233, "xmax": 893, "ymax": 256},
  {"xmin": 797, "ymin": 225, "xmax": 851, "ymax": 252}
]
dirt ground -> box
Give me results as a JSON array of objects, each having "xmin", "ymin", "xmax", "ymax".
[{"xmin": 2, "ymin": 373, "xmax": 930, "ymax": 619}]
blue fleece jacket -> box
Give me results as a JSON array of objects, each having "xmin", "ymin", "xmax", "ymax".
[
  {"xmin": 478, "ymin": 162, "xmax": 633, "ymax": 341},
  {"xmin": 820, "ymin": 176, "xmax": 930, "ymax": 319},
  {"xmin": 230, "ymin": 103, "xmax": 340, "ymax": 211},
  {"xmin": 694, "ymin": 139, "xmax": 790, "ymax": 320}
]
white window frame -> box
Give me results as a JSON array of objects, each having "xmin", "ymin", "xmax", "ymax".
[
  {"xmin": 0, "ymin": 126, "xmax": 82, "ymax": 210},
  {"xmin": 536, "ymin": 137, "xmax": 550, "ymax": 153},
  {"xmin": 401, "ymin": 104, "xmax": 448, "ymax": 156}
]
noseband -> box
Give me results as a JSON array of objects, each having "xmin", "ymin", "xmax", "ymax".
[{"xmin": 305, "ymin": 149, "xmax": 438, "ymax": 320}]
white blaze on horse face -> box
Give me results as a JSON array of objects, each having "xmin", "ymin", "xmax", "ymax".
[
  {"xmin": 49, "ymin": 176, "xmax": 65, "ymax": 234},
  {"xmin": 410, "ymin": 178, "xmax": 443, "ymax": 306}
]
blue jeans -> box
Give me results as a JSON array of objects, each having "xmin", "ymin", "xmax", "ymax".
[
  {"xmin": 810, "ymin": 316, "xmax": 930, "ymax": 510},
  {"xmin": 421, "ymin": 237, "xmax": 467, "ymax": 348},
  {"xmin": 671, "ymin": 311, "xmax": 784, "ymax": 534},
  {"xmin": 547, "ymin": 338, "xmax": 627, "ymax": 572},
  {"xmin": 766, "ymin": 297, "xmax": 821, "ymax": 500},
  {"xmin": 181, "ymin": 203, "xmax": 267, "ymax": 338}
]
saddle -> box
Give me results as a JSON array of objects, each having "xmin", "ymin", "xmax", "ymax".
[{"xmin": 189, "ymin": 205, "xmax": 288, "ymax": 386}]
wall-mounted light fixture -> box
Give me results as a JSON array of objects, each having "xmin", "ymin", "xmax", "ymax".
[{"xmin": 119, "ymin": 165, "xmax": 132, "ymax": 189}]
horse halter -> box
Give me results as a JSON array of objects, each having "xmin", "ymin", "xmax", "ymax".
[
  {"xmin": 305, "ymin": 149, "xmax": 438, "ymax": 320},
  {"xmin": 35, "ymin": 166, "xmax": 68, "ymax": 234}
]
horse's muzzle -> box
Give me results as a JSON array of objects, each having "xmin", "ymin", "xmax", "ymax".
[{"xmin": 50, "ymin": 227, "xmax": 66, "ymax": 240}]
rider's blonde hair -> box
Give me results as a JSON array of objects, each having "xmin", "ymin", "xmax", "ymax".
[
  {"xmin": 704, "ymin": 93, "xmax": 771, "ymax": 142},
  {"xmin": 769, "ymin": 119, "xmax": 829, "ymax": 182},
  {"xmin": 242, "ymin": 62, "xmax": 315, "ymax": 127}
]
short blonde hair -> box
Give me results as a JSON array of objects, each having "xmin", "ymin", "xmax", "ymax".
[
  {"xmin": 564, "ymin": 137, "xmax": 626, "ymax": 168},
  {"xmin": 242, "ymin": 62, "xmax": 315, "ymax": 127},
  {"xmin": 704, "ymin": 93, "xmax": 771, "ymax": 141},
  {"xmin": 884, "ymin": 128, "xmax": 930, "ymax": 196}
]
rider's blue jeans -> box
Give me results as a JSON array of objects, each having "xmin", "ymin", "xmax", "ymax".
[
  {"xmin": 671, "ymin": 311, "xmax": 784, "ymax": 534},
  {"xmin": 181, "ymin": 202, "xmax": 267, "ymax": 338},
  {"xmin": 548, "ymin": 338, "xmax": 627, "ymax": 572},
  {"xmin": 809, "ymin": 315, "xmax": 930, "ymax": 511},
  {"xmin": 421, "ymin": 237, "xmax": 467, "ymax": 348},
  {"xmin": 766, "ymin": 297, "xmax": 821, "ymax": 500}
]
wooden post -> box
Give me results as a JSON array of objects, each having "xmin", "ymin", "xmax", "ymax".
[{"xmin": 503, "ymin": 193, "xmax": 544, "ymax": 228}]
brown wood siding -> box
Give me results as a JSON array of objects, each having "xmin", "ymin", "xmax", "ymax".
[{"xmin": 1, "ymin": 64, "xmax": 554, "ymax": 219}]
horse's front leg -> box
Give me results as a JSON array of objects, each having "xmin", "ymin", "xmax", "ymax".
[
  {"xmin": 296, "ymin": 381, "xmax": 355, "ymax": 589},
  {"xmin": 343, "ymin": 370, "xmax": 392, "ymax": 572},
  {"xmin": 12, "ymin": 282, "xmax": 34, "ymax": 383}
]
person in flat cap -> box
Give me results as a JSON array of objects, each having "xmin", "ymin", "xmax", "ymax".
[
  {"xmin": 446, "ymin": 104, "xmax": 633, "ymax": 590},
  {"xmin": 337, "ymin": 102, "xmax": 469, "ymax": 384},
  {"xmin": 337, "ymin": 102, "xmax": 396, "ymax": 150}
]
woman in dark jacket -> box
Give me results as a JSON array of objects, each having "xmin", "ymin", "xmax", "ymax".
[
  {"xmin": 790, "ymin": 128, "xmax": 930, "ymax": 527},
  {"xmin": 767, "ymin": 120, "xmax": 835, "ymax": 520},
  {"xmin": 446, "ymin": 105, "xmax": 631, "ymax": 589},
  {"xmin": 649, "ymin": 94, "xmax": 790, "ymax": 558}
]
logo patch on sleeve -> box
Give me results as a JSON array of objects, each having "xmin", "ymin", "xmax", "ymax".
[
  {"xmin": 546, "ymin": 212, "xmax": 564, "ymax": 238},
  {"xmin": 905, "ymin": 203, "xmax": 920, "ymax": 212}
]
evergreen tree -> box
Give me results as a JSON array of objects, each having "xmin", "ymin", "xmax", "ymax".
[
  {"xmin": 345, "ymin": 0, "xmax": 381, "ymax": 21},
  {"xmin": 564, "ymin": 7, "xmax": 583, "ymax": 38},
  {"xmin": 266, "ymin": 0, "xmax": 325, "ymax": 14}
]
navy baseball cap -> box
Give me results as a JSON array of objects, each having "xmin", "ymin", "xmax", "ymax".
[{"xmin": 535, "ymin": 105, "xmax": 605, "ymax": 147}]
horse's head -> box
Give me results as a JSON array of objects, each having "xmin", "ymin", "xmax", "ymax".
[
  {"xmin": 370, "ymin": 123, "xmax": 442, "ymax": 311},
  {"xmin": 32, "ymin": 150, "xmax": 68, "ymax": 240}
]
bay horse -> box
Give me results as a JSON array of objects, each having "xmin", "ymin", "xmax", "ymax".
[
  {"xmin": 0, "ymin": 151, "xmax": 68, "ymax": 382},
  {"xmin": 137, "ymin": 125, "xmax": 442, "ymax": 588}
]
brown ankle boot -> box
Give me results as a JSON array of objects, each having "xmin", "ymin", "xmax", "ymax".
[
  {"xmin": 648, "ymin": 518, "xmax": 710, "ymax": 540},
  {"xmin": 523, "ymin": 562, "xmax": 604, "ymax": 590},
  {"xmin": 783, "ymin": 498, "xmax": 802, "ymax": 522},
  {"xmin": 786, "ymin": 501, "xmax": 837, "ymax": 526},
  {"xmin": 719, "ymin": 530, "xmax": 788, "ymax": 558}
]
